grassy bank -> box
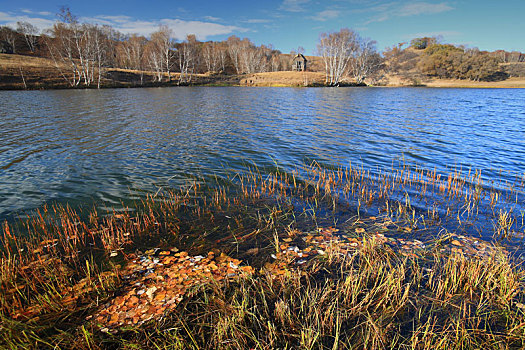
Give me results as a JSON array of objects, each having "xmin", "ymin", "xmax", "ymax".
[
  {"xmin": 1, "ymin": 163, "xmax": 525, "ymax": 348},
  {"xmin": 420, "ymin": 77, "xmax": 525, "ymax": 88},
  {"xmin": 0, "ymin": 54, "xmax": 242, "ymax": 90}
]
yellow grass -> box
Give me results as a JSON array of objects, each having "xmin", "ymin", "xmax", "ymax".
[
  {"xmin": 239, "ymin": 71, "xmax": 326, "ymax": 87},
  {"xmin": 0, "ymin": 53, "xmax": 61, "ymax": 69},
  {"xmin": 424, "ymin": 77, "xmax": 525, "ymax": 88}
]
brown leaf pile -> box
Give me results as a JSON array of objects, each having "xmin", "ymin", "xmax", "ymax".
[{"xmin": 93, "ymin": 249, "xmax": 254, "ymax": 328}]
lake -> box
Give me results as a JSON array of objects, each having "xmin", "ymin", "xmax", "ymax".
[{"xmin": 1, "ymin": 87, "xmax": 524, "ymax": 224}]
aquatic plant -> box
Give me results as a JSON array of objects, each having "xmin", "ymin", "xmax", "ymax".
[{"xmin": 1, "ymin": 162, "xmax": 524, "ymax": 348}]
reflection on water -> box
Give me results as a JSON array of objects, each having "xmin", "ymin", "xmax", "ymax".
[{"xmin": 0, "ymin": 87, "xmax": 524, "ymax": 220}]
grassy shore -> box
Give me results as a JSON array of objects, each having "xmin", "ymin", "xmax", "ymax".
[
  {"xmin": 2, "ymin": 53, "xmax": 525, "ymax": 90},
  {"xmin": 1, "ymin": 163, "xmax": 525, "ymax": 349}
]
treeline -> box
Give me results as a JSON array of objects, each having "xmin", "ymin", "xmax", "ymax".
[{"xmin": 0, "ymin": 8, "xmax": 287, "ymax": 87}]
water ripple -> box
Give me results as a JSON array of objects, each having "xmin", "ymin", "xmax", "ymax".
[{"xmin": 0, "ymin": 87, "xmax": 524, "ymax": 219}]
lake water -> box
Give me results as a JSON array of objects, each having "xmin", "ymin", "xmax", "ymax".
[{"xmin": 1, "ymin": 87, "xmax": 524, "ymax": 222}]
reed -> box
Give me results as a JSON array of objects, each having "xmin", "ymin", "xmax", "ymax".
[
  {"xmin": 0, "ymin": 162, "xmax": 523, "ymax": 348},
  {"xmin": 87, "ymin": 239, "xmax": 525, "ymax": 349}
]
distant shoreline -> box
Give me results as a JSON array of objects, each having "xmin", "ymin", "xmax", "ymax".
[
  {"xmin": 3, "ymin": 78, "xmax": 524, "ymax": 91},
  {"xmin": 2, "ymin": 54, "xmax": 524, "ymax": 90},
  {"xmin": 2, "ymin": 77, "xmax": 524, "ymax": 91}
]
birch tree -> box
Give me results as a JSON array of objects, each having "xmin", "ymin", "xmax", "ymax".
[
  {"xmin": 0, "ymin": 26, "xmax": 17, "ymax": 54},
  {"xmin": 16, "ymin": 21, "xmax": 39, "ymax": 52},
  {"xmin": 227, "ymin": 36, "xmax": 273, "ymax": 74},
  {"xmin": 227, "ymin": 36, "xmax": 243, "ymax": 74},
  {"xmin": 202, "ymin": 41, "xmax": 226, "ymax": 72},
  {"xmin": 145, "ymin": 40, "xmax": 164, "ymax": 82},
  {"xmin": 148, "ymin": 26, "xmax": 175, "ymax": 81},
  {"xmin": 349, "ymin": 37, "xmax": 383, "ymax": 84},
  {"xmin": 216, "ymin": 42, "xmax": 227, "ymax": 72},
  {"xmin": 317, "ymin": 28, "xmax": 359, "ymax": 86},
  {"xmin": 129, "ymin": 35, "xmax": 147, "ymax": 83},
  {"xmin": 178, "ymin": 34, "xmax": 199, "ymax": 83},
  {"xmin": 270, "ymin": 54, "xmax": 281, "ymax": 71},
  {"xmin": 46, "ymin": 14, "xmax": 82, "ymax": 86},
  {"xmin": 116, "ymin": 34, "xmax": 147, "ymax": 84},
  {"xmin": 46, "ymin": 8, "xmax": 111, "ymax": 87},
  {"xmin": 89, "ymin": 24, "xmax": 112, "ymax": 88}
]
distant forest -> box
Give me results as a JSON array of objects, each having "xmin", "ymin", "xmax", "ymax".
[{"xmin": 1, "ymin": 7, "xmax": 524, "ymax": 87}]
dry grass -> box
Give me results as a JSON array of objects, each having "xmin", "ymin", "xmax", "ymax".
[
  {"xmin": 0, "ymin": 53, "xmax": 62, "ymax": 69},
  {"xmin": 423, "ymin": 77, "xmax": 525, "ymax": 88},
  {"xmin": 239, "ymin": 71, "xmax": 326, "ymax": 87},
  {"xmin": 0, "ymin": 54, "xmax": 223, "ymax": 89},
  {"xmin": 380, "ymin": 73, "xmax": 525, "ymax": 88},
  {"xmin": 0, "ymin": 162, "xmax": 524, "ymax": 348},
  {"xmin": 0, "ymin": 53, "xmax": 70, "ymax": 89},
  {"xmin": 165, "ymin": 241, "xmax": 525, "ymax": 350}
]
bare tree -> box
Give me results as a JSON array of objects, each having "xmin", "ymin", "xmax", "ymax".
[
  {"xmin": 129, "ymin": 35, "xmax": 147, "ymax": 83},
  {"xmin": 0, "ymin": 26, "xmax": 17, "ymax": 53},
  {"xmin": 217, "ymin": 43, "xmax": 227, "ymax": 72},
  {"xmin": 349, "ymin": 37, "xmax": 383, "ymax": 84},
  {"xmin": 148, "ymin": 26, "xmax": 175, "ymax": 81},
  {"xmin": 47, "ymin": 7, "xmax": 97, "ymax": 86},
  {"xmin": 145, "ymin": 41, "xmax": 164, "ymax": 82},
  {"xmin": 46, "ymin": 13, "xmax": 82, "ymax": 86},
  {"xmin": 46, "ymin": 8, "xmax": 111, "ymax": 87},
  {"xmin": 270, "ymin": 54, "xmax": 281, "ymax": 72},
  {"xmin": 202, "ymin": 41, "xmax": 226, "ymax": 73},
  {"xmin": 178, "ymin": 34, "xmax": 199, "ymax": 83},
  {"xmin": 17, "ymin": 21, "xmax": 39, "ymax": 52},
  {"xmin": 227, "ymin": 37, "xmax": 272, "ymax": 74},
  {"xmin": 116, "ymin": 35, "xmax": 133, "ymax": 69},
  {"xmin": 89, "ymin": 24, "xmax": 112, "ymax": 88},
  {"xmin": 238, "ymin": 39, "xmax": 259, "ymax": 73},
  {"xmin": 317, "ymin": 28, "xmax": 359, "ymax": 86},
  {"xmin": 116, "ymin": 34, "xmax": 147, "ymax": 84},
  {"xmin": 202, "ymin": 42, "xmax": 213, "ymax": 72},
  {"xmin": 290, "ymin": 46, "xmax": 305, "ymax": 57},
  {"xmin": 509, "ymin": 51, "xmax": 525, "ymax": 63},
  {"xmin": 227, "ymin": 36, "xmax": 243, "ymax": 74}
]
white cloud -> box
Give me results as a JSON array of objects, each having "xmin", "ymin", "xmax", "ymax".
[
  {"xmin": 21, "ymin": 9, "xmax": 52, "ymax": 16},
  {"xmin": 0, "ymin": 10, "xmax": 246, "ymax": 40},
  {"xmin": 83, "ymin": 15, "xmax": 246, "ymax": 40},
  {"xmin": 399, "ymin": 2, "xmax": 453, "ymax": 16},
  {"xmin": 95, "ymin": 15, "xmax": 134, "ymax": 24},
  {"xmin": 0, "ymin": 11, "xmax": 54, "ymax": 31},
  {"xmin": 310, "ymin": 9, "xmax": 340, "ymax": 21},
  {"xmin": 243, "ymin": 18, "xmax": 271, "ymax": 24},
  {"xmin": 279, "ymin": 0, "xmax": 310, "ymax": 12},
  {"xmin": 160, "ymin": 19, "xmax": 246, "ymax": 40},
  {"xmin": 203, "ymin": 16, "xmax": 221, "ymax": 22},
  {"xmin": 363, "ymin": 1, "xmax": 454, "ymax": 24}
]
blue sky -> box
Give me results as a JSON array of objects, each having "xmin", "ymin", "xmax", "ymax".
[{"xmin": 0, "ymin": 0, "xmax": 523, "ymax": 54}]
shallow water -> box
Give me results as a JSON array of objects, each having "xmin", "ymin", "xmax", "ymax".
[{"xmin": 1, "ymin": 87, "xmax": 524, "ymax": 221}]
